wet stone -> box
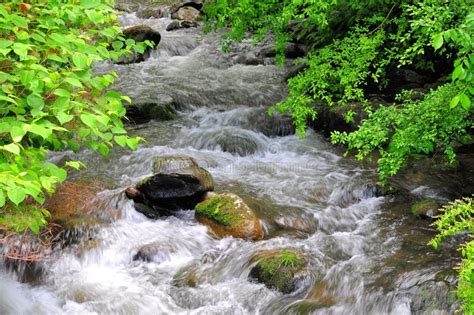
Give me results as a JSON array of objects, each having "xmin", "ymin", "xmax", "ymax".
[
  {"xmin": 249, "ymin": 249, "xmax": 308, "ymax": 293},
  {"xmin": 195, "ymin": 193, "xmax": 264, "ymax": 240},
  {"xmin": 131, "ymin": 156, "xmax": 214, "ymax": 217}
]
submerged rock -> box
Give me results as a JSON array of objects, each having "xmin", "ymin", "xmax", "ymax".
[
  {"xmin": 119, "ymin": 25, "xmax": 161, "ymax": 64},
  {"xmin": 166, "ymin": 20, "xmax": 181, "ymax": 31},
  {"xmin": 131, "ymin": 156, "xmax": 214, "ymax": 217},
  {"xmin": 133, "ymin": 243, "xmax": 174, "ymax": 263},
  {"xmin": 195, "ymin": 193, "xmax": 263, "ymax": 240},
  {"xmin": 410, "ymin": 199, "xmax": 439, "ymax": 219},
  {"xmin": 249, "ymin": 249, "xmax": 307, "ymax": 293}
]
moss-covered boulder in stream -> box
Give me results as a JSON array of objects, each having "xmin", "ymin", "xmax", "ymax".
[
  {"xmin": 410, "ymin": 199, "xmax": 439, "ymax": 219},
  {"xmin": 249, "ymin": 249, "xmax": 307, "ymax": 293},
  {"xmin": 195, "ymin": 193, "xmax": 263, "ymax": 240},
  {"xmin": 131, "ymin": 156, "xmax": 214, "ymax": 217}
]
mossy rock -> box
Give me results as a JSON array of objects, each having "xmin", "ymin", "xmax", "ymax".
[
  {"xmin": 410, "ymin": 199, "xmax": 439, "ymax": 219},
  {"xmin": 195, "ymin": 193, "xmax": 263, "ymax": 240},
  {"xmin": 249, "ymin": 249, "xmax": 307, "ymax": 293}
]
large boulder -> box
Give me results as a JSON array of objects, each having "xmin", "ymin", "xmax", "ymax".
[
  {"xmin": 118, "ymin": 25, "xmax": 161, "ymax": 64},
  {"xmin": 130, "ymin": 156, "xmax": 214, "ymax": 217},
  {"xmin": 249, "ymin": 249, "xmax": 307, "ymax": 293},
  {"xmin": 195, "ymin": 193, "xmax": 263, "ymax": 240},
  {"xmin": 171, "ymin": 6, "xmax": 201, "ymax": 23}
]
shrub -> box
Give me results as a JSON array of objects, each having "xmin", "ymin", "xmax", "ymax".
[{"xmin": 0, "ymin": 0, "xmax": 152, "ymax": 233}]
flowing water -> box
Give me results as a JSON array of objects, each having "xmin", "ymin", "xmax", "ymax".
[{"xmin": 0, "ymin": 8, "xmax": 461, "ymax": 315}]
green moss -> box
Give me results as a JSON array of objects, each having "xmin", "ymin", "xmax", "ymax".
[
  {"xmin": 195, "ymin": 195, "xmax": 243, "ymax": 226},
  {"xmin": 411, "ymin": 199, "xmax": 438, "ymax": 217},
  {"xmin": 260, "ymin": 250, "xmax": 305, "ymax": 274},
  {"xmin": 252, "ymin": 250, "xmax": 306, "ymax": 293}
]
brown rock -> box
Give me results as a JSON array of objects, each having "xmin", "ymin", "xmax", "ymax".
[{"xmin": 195, "ymin": 193, "xmax": 263, "ymax": 240}]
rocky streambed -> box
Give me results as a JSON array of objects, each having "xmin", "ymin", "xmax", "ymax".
[{"xmin": 1, "ymin": 1, "xmax": 472, "ymax": 314}]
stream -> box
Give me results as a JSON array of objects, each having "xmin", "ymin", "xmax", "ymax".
[{"xmin": 0, "ymin": 6, "xmax": 462, "ymax": 315}]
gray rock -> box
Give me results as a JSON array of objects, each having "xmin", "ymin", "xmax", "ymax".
[{"xmin": 166, "ymin": 20, "xmax": 181, "ymax": 31}]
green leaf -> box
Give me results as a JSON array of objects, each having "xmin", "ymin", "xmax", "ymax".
[
  {"xmin": 432, "ymin": 33, "xmax": 444, "ymax": 50},
  {"xmin": 7, "ymin": 188, "xmax": 26, "ymax": 205},
  {"xmin": 53, "ymin": 96, "xmax": 70, "ymax": 108},
  {"xmin": 459, "ymin": 93, "xmax": 471, "ymax": 110},
  {"xmin": 0, "ymin": 190, "xmax": 5, "ymax": 207},
  {"xmin": 65, "ymin": 77, "xmax": 83, "ymax": 88},
  {"xmin": 47, "ymin": 165, "xmax": 67, "ymax": 182},
  {"xmin": 12, "ymin": 15, "xmax": 28, "ymax": 29},
  {"xmin": 57, "ymin": 111, "xmax": 74, "ymax": 125},
  {"xmin": 29, "ymin": 124, "xmax": 52, "ymax": 139},
  {"xmin": 72, "ymin": 53, "xmax": 89, "ymax": 69},
  {"xmin": 65, "ymin": 161, "xmax": 86, "ymax": 170},
  {"xmin": 114, "ymin": 135, "xmax": 128, "ymax": 147},
  {"xmin": 80, "ymin": 0, "xmax": 101, "ymax": 8},
  {"xmin": 112, "ymin": 41, "xmax": 124, "ymax": 50},
  {"xmin": 80, "ymin": 113, "xmax": 97, "ymax": 127},
  {"xmin": 450, "ymin": 95, "xmax": 460, "ymax": 109},
  {"xmin": 10, "ymin": 125, "xmax": 28, "ymax": 142},
  {"xmin": 97, "ymin": 143, "xmax": 110, "ymax": 156},
  {"xmin": 20, "ymin": 70, "xmax": 35, "ymax": 86},
  {"xmin": 29, "ymin": 220, "xmax": 40, "ymax": 234},
  {"xmin": 0, "ymin": 40, "xmax": 13, "ymax": 49},
  {"xmin": 48, "ymin": 54, "xmax": 66, "ymax": 63},
  {"xmin": 452, "ymin": 65, "xmax": 465, "ymax": 81},
  {"xmin": 12, "ymin": 43, "xmax": 29, "ymax": 57},
  {"xmin": 0, "ymin": 95, "xmax": 17, "ymax": 104},
  {"xmin": 3, "ymin": 143, "xmax": 20, "ymax": 155},
  {"xmin": 27, "ymin": 94, "xmax": 45, "ymax": 110},
  {"xmin": 54, "ymin": 89, "xmax": 72, "ymax": 97},
  {"xmin": 126, "ymin": 137, "xmax": 140, "ymax": 150}
]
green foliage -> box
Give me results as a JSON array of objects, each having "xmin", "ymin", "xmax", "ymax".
[
  {"xmin": 331, "ymin": 82, "xmax": 472, "ymax": 179},
  {"xmin": 272, "ymin": 26, "xmax": 387, "ymax": 136},
  {"xmin": 0, "ymin": 0, "xmax": 151, "ymax": 233},
  {"xmin": 203, "ymin": 0, "xmax": 339, "ymax": 62},
  {"xmin": 429, "ymin": 197, "xmax": 474, "ymax": 314}
]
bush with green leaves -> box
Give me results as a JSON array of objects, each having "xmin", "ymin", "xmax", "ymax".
[
  {"xmin": 430, "ymin": 197, "xmax": 474, "ymax": 314},
  {"xmin": 0, "ymin": 0, "xmax": 153, "ymax": 233}
]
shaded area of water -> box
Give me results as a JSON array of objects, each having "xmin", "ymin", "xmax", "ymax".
[{"xmin": 0, "ymin": 8, "xmax": 461, "ymax": 315}]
